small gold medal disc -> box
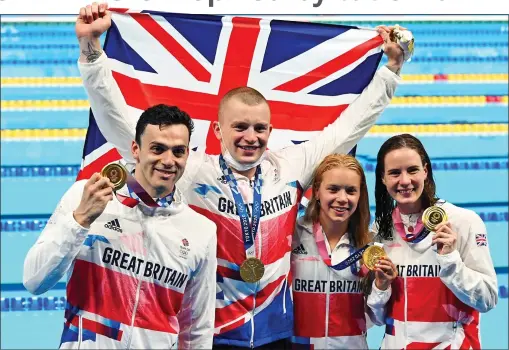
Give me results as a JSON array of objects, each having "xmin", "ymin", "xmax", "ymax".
[
  {"xmin": 239, "ymin": 257, "xmax": 265, "ymax": 283},
  {"xmin": 101, "ymin": 163, "xmax": 128, "ymax": 191},
  {"xmin": 422, "ymin": 206, "xmax": 448, "ymax": 232},
  {"xmin": 362, "ymin": 245, "xmax": 387, "ymax": 271}
]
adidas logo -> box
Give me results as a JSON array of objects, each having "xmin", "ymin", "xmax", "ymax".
[
  {"xmin": 104, "ymin": 219, "xmax": 123, "ymax": 233},
  {"xmin": 292, "ymin": 244, "xmax": 308, "ymax": 255}
]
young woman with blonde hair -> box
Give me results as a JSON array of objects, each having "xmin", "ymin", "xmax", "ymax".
[{"xmin": 290, "ymin": 154, "xmax": 397, "ymax": 349}]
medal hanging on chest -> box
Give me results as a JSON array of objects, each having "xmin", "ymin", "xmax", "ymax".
[
  {"xmin": 219, "ymin": 155, "xmax": 265, "ymax": 283},
  {"xmin": 312, "ymin": 222, "xmax": 386, "ymax": 272}
]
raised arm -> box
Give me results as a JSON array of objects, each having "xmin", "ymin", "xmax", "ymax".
[
  {"xmin": 76, "ymin": 3, "xmax": 136, "ymax": 162},
  {"xmin": 24, "ymin": 174, "xmax": 114, "ymax": 294},
  {"xmin": 76, "ymin": 3, "xmax": 205, "ymax": 193},
  {"xmin": 276, "ymin": 26, "xmax": 407, "ymax": 190}
]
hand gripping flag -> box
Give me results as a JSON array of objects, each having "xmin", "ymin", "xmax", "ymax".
[{"xmin": 77, "ymin": 10, "xmax": 384, "ymax": 203}]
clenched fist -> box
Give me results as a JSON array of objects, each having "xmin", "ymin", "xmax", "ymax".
[
  {"xmin": 432, "ymin": 221, "xmax": 458, "ymax": 255},
  {"xmin": 76, "ymin": 2, "xmax": 111, "ymax": 63},
  {"xmin": 76, "ymin": 2, "xmax": 111, "ymax": 40},
  {"xmin": 73, "ymin": 173, "xmax": 115, "ymax": 228},
  {"xmin": 376, "ymin": 25, "xmax": 407, "ymax": 74},
  {"xmin": 374, "ymin": 255, "xmax": 398, "ymax": 291}
]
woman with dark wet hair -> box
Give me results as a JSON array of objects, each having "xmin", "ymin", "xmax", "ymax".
[{"xmin": 372, "ymin": 133, "xmax": 498, "ymax": 349}]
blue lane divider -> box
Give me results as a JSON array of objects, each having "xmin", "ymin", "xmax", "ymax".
[
  {"xmin": 1, "ymin": 159, "xmax": 507, "ymax": 179},
  {"xmin": 2, "ymin": 210, "xmax": 507, "ymax": 234},
  {"xmin": 1, "ymin": 32, "xmax": 76, "ymax": 37},
  {"xmin": 1, "ymin": 282, "xmax": 506, "ymax": 309},
  {"xmin": 1, "ymin": 295, "xmax": 67, "ymax": 312},
  {"xmin": 1, "ymin": 44, "xmax": 79, "ymax": 49},
  {"xmin": 0, "ymin": 160, "xmax": 508, "ymax": 177},
  {"xmin": 1, "ymin": 165, "xmax": 80, "ymax": 178},
  {"xmin": 417, "ymin": 42, "xmax": 509, "ymax": 47},
  {"xmin": 1, "ymin": 59, "xmax": 81, "ymax": 65},
  {"xmin": 412, "ymin": 47, "xmax": 509, "ymax": 57},
  {"xmin": 385, "ymin": 56, "xmax": 509, "ymax": 62},
  {"xmin": 363, "ymin": 159, "xmax": 509, "ymax": 172},
  {"xmin": 1, "ymin": 218, "xmax": 48, "ymax": 231}
]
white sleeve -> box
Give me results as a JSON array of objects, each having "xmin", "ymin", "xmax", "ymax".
[
  {"xmin": 437, "ymin": 212, "xmax": 498, "ymax": 313},
  {"xmin": 177, "ymin": 228, "xmax": 217, "ymax": 349},
  {"xmin": 23, "ymin": 182, "xmax": 89, "ymax": 295},
  {"xmin": 365, "ymin": 280, "xmax": 391, "ymax": 327},
  {"xmin": 78, "ymin": 53, "xmax": 137, "ymax": 163},
  {"xmin": 274, "ymin": 66, "xmax": 400, "ymax": 190}
]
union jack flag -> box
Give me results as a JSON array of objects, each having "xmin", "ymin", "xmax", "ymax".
[
  {"xmin": 77, "ymin": 10, "xmax": 384, "ymax": 184},
  {"xmin": 475, "ymin": 233, "xmax": 488, "ymax": 246}
]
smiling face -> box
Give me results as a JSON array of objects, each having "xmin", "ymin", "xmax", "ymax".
[
  {"xmin": 382, "ymin": 147, "xmax": 428, "ymax": 214},
  {"xmin": 214, "ymin": 98, "xmax": 272, "ymax": 165},
  {"xmin": 213, "ymin": 88, "xmax": 272, "ymax": 172},
  {"xmin": 305, "ymin": 154, "xmax": 371, "ymax": 248},
  {"xmin": 315, "ymin": 167, "xmax": 362, "ymax": 227},
  {"xmin": 131, "ymin": 123, "xmax": 189, "ymax": 198}
]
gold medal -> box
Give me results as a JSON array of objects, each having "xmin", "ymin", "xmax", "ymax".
[
  {"xmin": 239, "ymin": 257, "xmax": 265, "ymax": 283},
  {"xmin": 422, "ymin": 206, "xmax": 448, "ymax": 232},
  {"xmin": 389, "ymin": 25, "xmax": 415, "ymax": 62},
  {"xmin": 101, "ymin": 163, "xmax": 128, "ymax": 191},
  {"xmin": 362, "ymin": 245, "xmax": 387, "ymax": 271}
]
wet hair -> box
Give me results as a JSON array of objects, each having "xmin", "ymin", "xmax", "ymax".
[
  {"xmin": 374, "ymin": 133, "xmax": 439, "ymax": 240},
  {"xmin": 135, "ymin": 104, "xmax": 194, "ymax": 145},
  {"xmin": 304, "ymin": 153, "xmax": 371, "ymax": 250}
]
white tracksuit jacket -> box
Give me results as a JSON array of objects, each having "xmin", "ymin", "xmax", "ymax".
[
  {"xmin": 290, "ymin": 217, "xmax": 391, "ymax": 349},
  {"xmin": 23, "ymin": 180, "xmax": 218, "ymax": 349},
  {"xmin": 371, "ymin": 200, "xmax": 498, "ymax": 349},
  {"xmin": 78, "ymin": 52, "xmax": 400, "ymax": 347}
]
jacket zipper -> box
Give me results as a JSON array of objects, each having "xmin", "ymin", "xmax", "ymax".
[
  {"xmin": 126, "ymin": 279, "xmax": 142, "ymax": 349},
  {"xmin": 325, "ymin": 268, "xmax": 330, "ymax": 349},
  {"xmin": 249, "ymin": 205, "xmax": 263, "ymax": 349},
  {"xmin": 250, "ymin": 288, "xmax": 257, "ymax": 349},
  {"xmin": 282, "ymin": 277, "xmax": 287, "ymax": 314},
  {"xmin": 403, "ymin": 274, "xmax": 408, "ymax": 350},
  {"xmin": 78, "ymin": 314, "xmax": 83, "ymax": 349},
  {"xmin": 126, "ymin": 214, "xmax": 148, "ymax": 349},
  {"xmin": 452, "ymin": 321, "xmax": 458, "ymax": 343}
]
